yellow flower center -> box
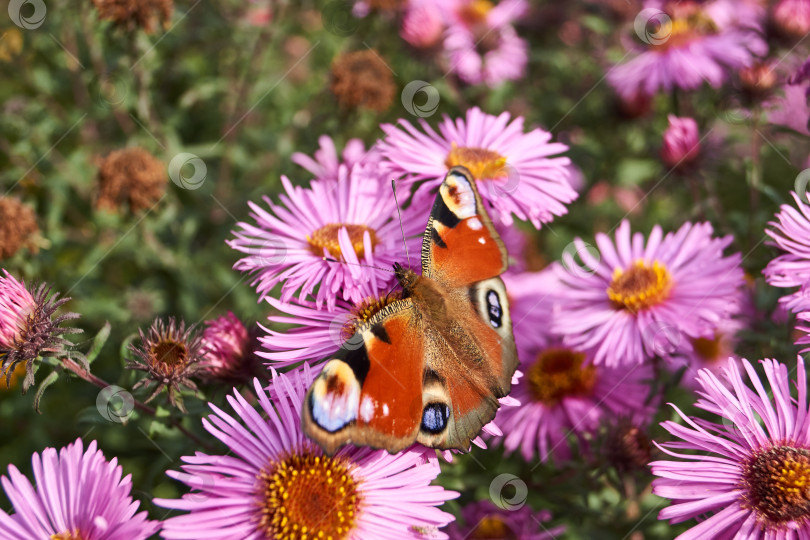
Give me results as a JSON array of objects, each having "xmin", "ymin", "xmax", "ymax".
[
  {"xmin": 445, "ymin": 144, "xmax": 508, "ymax": 181},
  {"xmin": 343, "ymin": 292, "xmax": 402, "ymax": 340},
  {"xmin": 742, "ymin": 446, "xmax": 810, "ymax": 527},
  {"xmin": 607, "ymin": 260, "xmax": 672, "ymax": 313},
  {"xmin": 469, "ymin": 515, "xmax": 516, "ymax": 539},
  {"xmin": 51, "ymin": 531, "xmax": 85, "ymax": 540},
  {"xmin": 527, "ymin": 347, "xmax": 596, "ymax": 406},
  {"xmin": 258, "ymin": 449, "xmax": 361, "ymax": 540},
  {"xmin": 458, "ymin": 0, "xmax": 494, "ymax": 26},
  {"xmin": 308, "ymin": 223, "xmax": 379, "ymax": 260},
  {"xmin": 650, "ymin": 3, "xmax": 718, "ymax": 50}
]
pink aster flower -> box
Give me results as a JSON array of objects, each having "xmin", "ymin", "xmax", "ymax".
[
  {"xmin": 552, "ymin": 220, "xmax": 745, "ymax": 367},
  {"xmin": 608, "ymin": 0, "xmax": 766, "ymax": 100},
  {"xmin": 155, "ymin": 365, "xmax": 458, "ymax": 539},
  {"xmin": 379, "ymin": 107, "xmax": 576, "ymax": 228},
  {"xmin": 443, "ymin": 0, "xmax": 529, "ymax": 87},
  {"xmin": 768, "ymin": 81, "xmax": 810, "ymax": 136},
  {"xmin": 665, "ymin": 317, "xmax": 745, "ymax": 389},
  {"xmin": 291, "ymin": 135, "xmax": 381, "ymax": 182},
  {"xmin": 773, "ymin": 0, "xmax": 810, "ymax": 37},
  {"xmin": 0, "ymin": 438, "xmax": 160, "ymax": 539},
  {"xmin": 660, "ymin": 115, "xmax": 700, "ymax": 169},
  {"xmin": 228, "ymin": 165, "xmax": 424, "ymax": 311},
  {"xmin": 445, "ymin": 501, "xmax": 565, "ymax": 539},
  {"xmin": 764, "ymin": 191, "xmax": 810, "ymax": 312},
  {"xmin": 651, "ymin": 356, "xmax": 810, "ymax": 539}
]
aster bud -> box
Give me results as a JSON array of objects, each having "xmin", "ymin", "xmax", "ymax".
[
  {"xmin": 772, "ymin": 0, "xmax": 810, "ymax": 38},
  {"xmin": 740, "ymin": 61, "xmax": 777, "ymax": 100},
  {"xmin": 127, "ymin": 317, "xmax": 202, "ymax": 412},
  {"xmin": 400, "ymin": 4, "xmax": 444, "ymax": 48},
  {"xmin": 0, "ymin": 270, "xmax": 81, "ymax": 392},
  {"xmin": 602, "ymin": 419, "xmax": 655, "ymax": 473},
  {"xmin": 660, "ymin": 115, "xmax": 700, "ymax": 169},
  {"xmin": 198, "ymin": 312, "xmax": 265, "ymax": 385}
]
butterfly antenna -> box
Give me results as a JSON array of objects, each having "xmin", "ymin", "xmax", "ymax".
[
  {"xmin": 391, "ymin": 179, "xmax": 411, "ymax": 269},
  {"xmin": 321, "ymin": 257, "xmax": 393, "ymax": 273}
]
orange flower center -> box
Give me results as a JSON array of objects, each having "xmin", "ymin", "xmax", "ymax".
[
  {"xmin": 742, "ymin": 446, "xmax": 810, "ymax": 527},
  {"xmin": 258, "ymin": 450, "xmax": 361, "ymax": 540},
  {"xmin": 308, "ymin": 223, "xmax": 379, "ymax": 260},
  {"xmin": 51, "ymin": 531, "xmax": 85, "ymax": 540},
  {"xmin": 445, "ymin": 144, "xmax": 508, "ymax": 181},
  {"xmin": 691, "ymin": 333, "xmax": 723, "ymax": 362},
  {"xmin": 458, "ymin": 0, "xmax": 494, "ymax": 26},
  {"xmin": 527, "ymin": 347, "xmax": 596, "ymax": 406},
  {"xmin": 607, "ymin": 260, "xmax": 672, "ymax": 313},
  {"xmin": 469, "ymin": 515, "xmax": 516, "ymax": 539},
  {"xmin": 343, "ymin": 292, "xmax": 402, "ymax": 340},
  {"xmin": 152, "ymin": 340, "xmax": 188, "ymax": 367}
]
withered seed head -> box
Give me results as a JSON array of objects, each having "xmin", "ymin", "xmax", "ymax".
[
  {"xmin": 96, "ymin": 148, "xmax": 166, "ymax": 213},
  {"xmin": 330, "ymin": 50, "xmax": 396, "ymax": 112},
  {"xmin": 0, "ymin": 198, "xmax": 39, "ymax": 260},
  {"xmin": 91, "ymin": 0, "xmax": 174, "ymax": 33}
]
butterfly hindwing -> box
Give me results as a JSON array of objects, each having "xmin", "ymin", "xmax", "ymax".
[
  {"xmin": 422, "ymin": 166, "xmax": 509, "ymax": 288},
  {"xmin": 302, "ymin": 300, "xmax": 426, "ymax": 455}
]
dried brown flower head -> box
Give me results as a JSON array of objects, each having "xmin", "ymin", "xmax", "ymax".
[
  {"xmin": 127, "ymin": 317, "xmax": 202, "ymax": 412},
  {"xmin": 0, "ymin": 198, "xmax": 38, "ymax": 260},
  {"xmin": 91, "ymin": 0, "xmax": 173, "ymax": 33},
  {"xmin": 96, "ymin": 148, "xmax": 166, "ymax": 213},
  {"xmin": 602, "ymin": 419, "xmax": 655, "ymax": 473},
  {"xmin": 330, "ymin": 50, "xmax": 396, "ymax": 112}
]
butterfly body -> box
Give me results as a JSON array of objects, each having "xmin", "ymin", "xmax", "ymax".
[{"xmin": 303, "ymin": 166, "xmax": 518, "ymax": 455}]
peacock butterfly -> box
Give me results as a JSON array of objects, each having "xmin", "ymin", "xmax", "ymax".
[{"xmin": 302, "ymin": 165, "xmax": 519, "ymax": 454}]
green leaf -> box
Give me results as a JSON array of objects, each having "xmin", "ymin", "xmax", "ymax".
[
  {"xmin": 85, "ymin": 322, "xmax": 111, "ymax": 365},
  {"xmin": 119, "ymin": 332, "xmax": 139, "ymax": 365},
  {"xmin": 33, "ymin": 371, "xmax": 59, "ymax": 413}
]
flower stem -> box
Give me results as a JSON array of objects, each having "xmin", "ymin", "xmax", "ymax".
[{"xmin": 59, "ymin": 356, "xmax": 216, "ymax": 452}]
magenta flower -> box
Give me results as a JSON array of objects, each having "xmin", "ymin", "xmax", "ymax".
[
  {"xmin": 0, "ymin": 270, "xmax": 80, "ymax": 391},
  {"xmin": 228, "ymin": 166, "xmax": 423, "ymax": 311},
  {"xmin": 552, "ymin": 220, "xmax": 745, "ymax": 367},
  {"xmin": 764, "ymin": 191, "xmax": 810, "ymax": 312},
  {"xmin": 445, "ymin": 500, "xmax": 565, "ymax": 540},
  {"xmin": 155, "ymin": 365, "xmax": 458, "ymax": 539},
  {"xmin": 768, "ymin": 82, "xmax": 810, "ymax": 136},
  {"xmin": 608, "ymin": 0, "xmax": 766, "ymax": 100},
  {"xmin": 443, "ymin": 0, "xmax": 529, "ymax": 87},
  {"xmin": 401, "ymin": 1, "xmax": 445, "ymax": 48},
  {"xmin": 652, "ymin": 356, "xmax": 810, "ymax": 538},
  {"xmin": 773, "ymin": 0, "xmax": 810, "ymax": 37},
  {"xmin": 0, "ymin": 438, "xmax": 160, "ymax": 539},
  {"xmin": 660, "ymin": 115, "xmax": 700, "ymax": 168},
  {"xmin": 199, "ymin": 311, "xmax": 263, "ymax": 384},
  {"xmin": 379, "ymin": 107, "xmax": 576, "ymax": 227}
]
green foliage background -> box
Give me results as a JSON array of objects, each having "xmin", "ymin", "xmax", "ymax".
[{"xmin": 0, "ymin": 0, "xmax": 807, "ymax": 537}]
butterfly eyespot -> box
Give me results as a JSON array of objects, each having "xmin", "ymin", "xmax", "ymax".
[
  {"xmin": 420, "ymin": 402, "xmax": 450, "ymax": 434},
  {"xmin": 486, "ymin": 289, "xmax": 503, "ymax": 328}
]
